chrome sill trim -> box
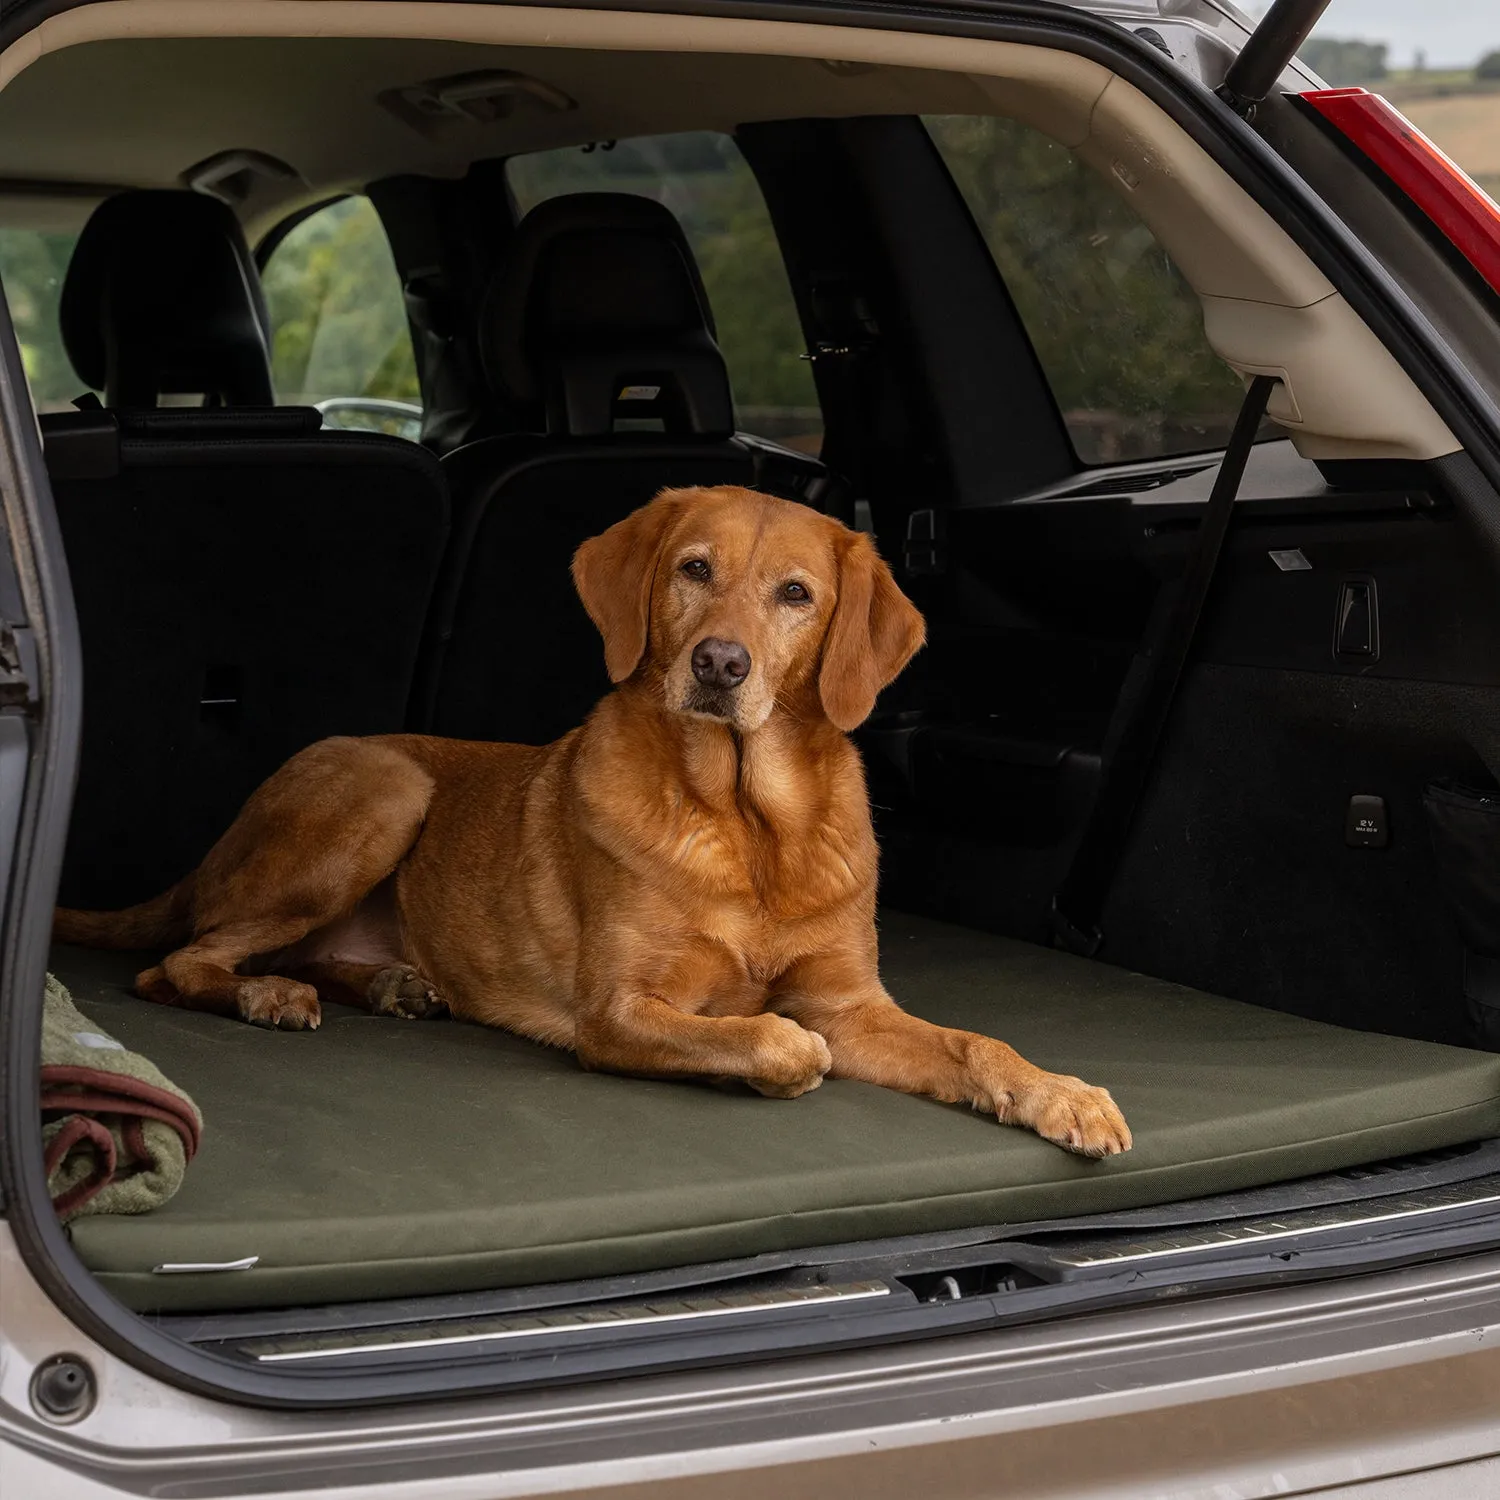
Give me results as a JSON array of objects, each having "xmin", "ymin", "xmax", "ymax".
[
  {"xmin": 243, "ymin": 1280, "xmax": 892, "ymax": 1364},
  {"xmin": 1046, "ymin": 1177, "xmax": 1500, "ymax": 1268}
]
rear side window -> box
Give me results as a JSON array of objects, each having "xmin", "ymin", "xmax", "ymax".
[
  {"xmin": 507, "ymin": 133, "xmax": 822, "ymax": 455},
  {"xmin": 0, "ymin": 226, "xmax": 82, "ymax": 413},
  {"xmin": 925, "ymin": 115, "xmax": 1250, "ymax": 465},
  {"xmin": 261, "ymin": 196, "xmax": 422, "ymax": 440}
]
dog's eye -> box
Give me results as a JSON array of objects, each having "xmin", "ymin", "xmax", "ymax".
[
  {"xmin": 680, "ymin": 559, "xmax": 711, "ymax": 582},
  {"xmin": 782, "ymin": 581, "xmax": 811, "ymax": 604}
]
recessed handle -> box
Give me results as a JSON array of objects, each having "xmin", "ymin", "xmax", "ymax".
[{"xmin": 1335, "ymin": 576, "xmax": 1379, "ymax": 660}]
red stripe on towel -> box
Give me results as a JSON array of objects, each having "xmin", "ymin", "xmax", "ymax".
[{"xmin": 43, "ymin": 1113, "xmax": 118, "ymax": 1216}]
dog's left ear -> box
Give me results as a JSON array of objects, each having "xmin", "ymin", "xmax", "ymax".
[
  {"xmin": 572, "ymin": 491, "xmax": 683, "ymax": 682},
  {"xmin": 819, "ymin": 532, "xmax": 926, "ymax": 732}
]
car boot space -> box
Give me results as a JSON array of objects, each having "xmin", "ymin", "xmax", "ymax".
[
  {"xmin": 48, "ymin": 913, "xmax": 1500, "ymax": 1313},
  {"xmin": 11, "ymin": 30, "xmax": 1500, "ymax": 1347}
]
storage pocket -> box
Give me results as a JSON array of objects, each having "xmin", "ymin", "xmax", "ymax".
[{"xmin": 1424, "ymin": 778, "xmax": 1500, "ymax": 1049}]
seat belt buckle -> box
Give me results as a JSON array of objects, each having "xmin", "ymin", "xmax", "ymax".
[{"xmin": 1050, "ymin": 897, "xmax": 1103, "ymax": 959}]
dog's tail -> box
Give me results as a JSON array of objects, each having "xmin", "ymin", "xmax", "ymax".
[{"xmin": 53, "ymin": 877, "xmax": 194, "ymax": 949}]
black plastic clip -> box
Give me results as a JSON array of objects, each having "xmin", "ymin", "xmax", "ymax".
[{"xmin": 1050, "ymin": 897, "xmax": 1103, "ymax": 959}]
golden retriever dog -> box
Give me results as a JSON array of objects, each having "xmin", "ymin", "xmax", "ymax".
[{"xmin": 55, "ymin": 486, "xmax": 1130, "ymax": 1156}]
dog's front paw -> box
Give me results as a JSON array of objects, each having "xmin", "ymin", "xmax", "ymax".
[
  {"xmin": 747, "ymin": 1016, "xmax": 832, "ymax": 1099},
  {"xmin": 1013, "ymin": 1073, "xmax": 1132, "ymax": 1158}
]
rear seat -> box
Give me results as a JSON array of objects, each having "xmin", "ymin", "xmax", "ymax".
[
  {"xmin": 44, "ymin": 190, "xmax": 449, "ymax": 908},
  {"xmin": 421, "ymin": 192, "xmax": 834, "ymax": 745}
]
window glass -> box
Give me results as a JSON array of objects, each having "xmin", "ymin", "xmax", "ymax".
[
  {"xmin": 0, "ymin": 227, "xmax": 83, "ymax": 413},
  {"xmin": 507, "ymin": 132, "xmax": 822, "ymax": 454},
  {"xmin": 261, "ymin": 196, "xmax": 422, "ymax": 440},
  {"xmin": 925, "ymin": 115, "xmax": 1253, "ymax": 465}
]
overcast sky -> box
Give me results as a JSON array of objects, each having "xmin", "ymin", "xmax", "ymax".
[{"xmin": 1304, "ymin": 1, "xmax": 1498, "ymax": 67}]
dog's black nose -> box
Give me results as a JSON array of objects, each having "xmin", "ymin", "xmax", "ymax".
[{"xmin": 691, "ymin": 637, "xmax": 751, "ymax": 689}]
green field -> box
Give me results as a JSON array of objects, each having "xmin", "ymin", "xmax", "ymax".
[{"xmin": 1387, "ymin": 79, "xmax": 1500, "ymax": 198}]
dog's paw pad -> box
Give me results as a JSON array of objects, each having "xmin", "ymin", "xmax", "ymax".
[{"xmin": 368, "ymin": 965, "xmax": 449, "ymax": 1020}]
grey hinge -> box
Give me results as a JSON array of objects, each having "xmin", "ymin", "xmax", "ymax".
[{"xmin": 0, "ymin": 623, "xmax": 37, "ymax": 709}]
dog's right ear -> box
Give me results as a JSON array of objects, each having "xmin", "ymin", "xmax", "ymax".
[{"xmin": 572, "ymin": 491, "xmax": 683, "ymax": 682}]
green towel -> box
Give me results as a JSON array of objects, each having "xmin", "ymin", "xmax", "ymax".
[{"xmin": 40, "ymin": 974, "xmax": 203, "ymax": 1222}]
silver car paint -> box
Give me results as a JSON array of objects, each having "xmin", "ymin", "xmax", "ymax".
[{"xmin": 6, "ymin": 1226, "xmax": 1500, "ymax": 1496}]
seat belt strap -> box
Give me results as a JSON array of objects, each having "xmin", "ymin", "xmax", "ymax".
[{"xmin": 1051, "ymin": 375, "xmax": 1277, "ymax": 957}]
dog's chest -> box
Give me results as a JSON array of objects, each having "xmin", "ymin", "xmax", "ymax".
[
  {"xmin": 654, "ymin": 790, "xmax": 873, "ymax": 922},
  {"xmin": 590, "ymin": 723, "xmax": 877, "ymax": 925}
]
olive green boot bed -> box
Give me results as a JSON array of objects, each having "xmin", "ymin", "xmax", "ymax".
[{"xmin": 48, "ymin": 912, "xmax": 1500, "ymax": 1313}]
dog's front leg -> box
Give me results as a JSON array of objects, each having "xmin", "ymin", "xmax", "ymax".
[
  {"xmin": 574, "ymin": 993, "xmax": 832, "ymax": 1098},
  {"xmin": 775, "ymin": 952, "xmax": 1131, "ymax": 1157}
]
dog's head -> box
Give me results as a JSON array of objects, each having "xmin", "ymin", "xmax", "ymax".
[{"xmin": 572, "ymin": 486, "xmax": 925, "ymax": 733}]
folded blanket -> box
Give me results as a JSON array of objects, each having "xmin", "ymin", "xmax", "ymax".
[{"xmin": 41, "ymin": 975, "xmax": 202, "ymax": 1222}]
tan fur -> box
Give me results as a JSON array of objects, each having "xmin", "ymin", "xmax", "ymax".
[{"xmin": 55, "ymin": 487, "xmax": 1130, "ymax": 1156}]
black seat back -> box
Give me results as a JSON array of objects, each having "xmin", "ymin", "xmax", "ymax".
[
  {"xmin": 46, "ymin": 408, "xmax": 449, "ymax": 908},
  {"xmin": 425, "ymin": 193, "xmax": 828, "ymax": 744}
]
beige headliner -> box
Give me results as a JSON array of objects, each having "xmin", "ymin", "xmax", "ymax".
[
  {"xmin": 0, "ymin": 39, "xmax": 1008, "ymax": 210},
  {"xmin": 0, "ymin": 1, "xmax": 1458, "ymax": 461}
]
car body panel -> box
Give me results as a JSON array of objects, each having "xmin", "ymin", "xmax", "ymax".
[{"xmin": 7, "ymin": 1226, "xmax": 1500, "ymax": 1495}]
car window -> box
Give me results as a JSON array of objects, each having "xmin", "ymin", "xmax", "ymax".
[
  {"xmin": 925, "ymin": 114, "xmax": 1253, "ymax": 466},
  {"xmin": 0, "ymin": 226, "xmax": 83, "ymax": 413},
  {"xmin": 507, "ymin": 132, "xmax": 822, "ymax": 455},
  {"xmin": 260, "ymin": 196, "xmax": 422, "ymax": 440}
]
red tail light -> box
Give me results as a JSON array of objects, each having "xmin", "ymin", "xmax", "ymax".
[{"xmin": 1299, "ymin": 86, "xmax": 1500, "ymax": 297}]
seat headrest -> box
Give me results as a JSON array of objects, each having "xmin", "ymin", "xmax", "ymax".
[
  {"xmin": 61, "ymin": 190, "xmax": 274, "ymax": 408},
  {"xmin": 481, "ymin": 192, "xmax": 733, "ymax": 439}
]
